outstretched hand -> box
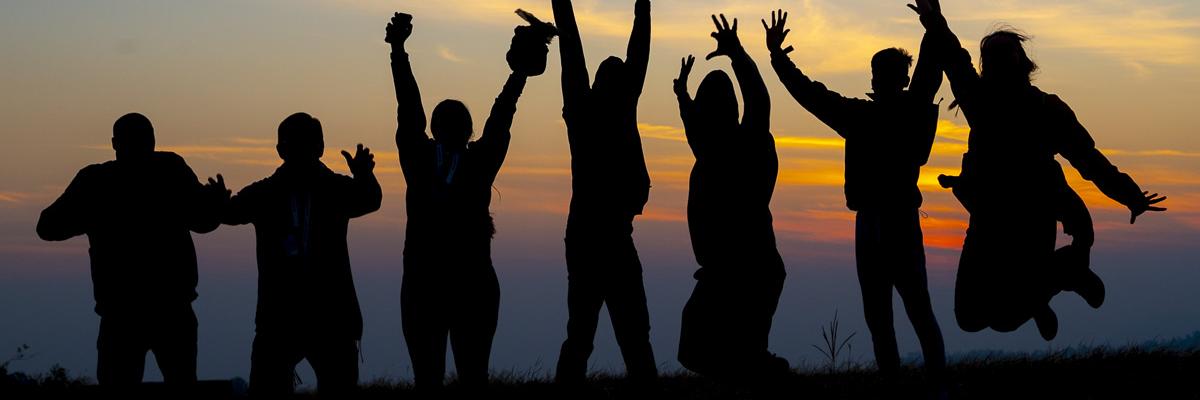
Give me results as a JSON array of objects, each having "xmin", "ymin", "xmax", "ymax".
[
  {"xmin": 342, "ymin": 144, "xmax": 376, "ymax": 177},
  {"xmin": 1129, "ymin": 191, "xmax": 1167, "ymax": 224},
  {"xmin": 385, "ymin": 12, "xmax": 414, "ymax": 46},
  {"xmin": 674, "ymin": 55, "xmax": 696, "ymax": 97},
  {"xmin": 706, "ymin": 14, "xmax": 742, "ymax": 61},
  {"xmin": 205, "ymin": 174, "xmax": 231, "ymax": 204},
  {"xmin": 762, "ymin": 9, "xmax": 793, "ymax": 55}
]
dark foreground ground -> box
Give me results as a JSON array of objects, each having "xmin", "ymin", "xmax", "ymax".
[{"xmin": 4, "ymin": 347, "xmax": 1199, "ymax": 399}]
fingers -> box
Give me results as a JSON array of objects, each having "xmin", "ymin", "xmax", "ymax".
[
  {"xmin": 342, "ymin": 150, "xmax": 354, "ymax": 165},
  {"xmin": 908, "ymin": 4, "xmax": 920, "ymax": 14},
  {"xmin": 732, "ymin": 18, "xmax": 738, "ymax": 32},
  {"xmin": 705, "ymin": 50, "xmax": 720, "ymax": 61},
  {"xmin": 1149, "ymin": 196, "xmax": 1167, "ymax": 205},
  {"xmin": 783, "ymin": 45, "xmax": 795, "ymax": 54},
  {"xmin": 687, "ymin": 54, "xmax": 695, "ymax": 66},
  {"xmin": 216, "ymin": 174, "xmax": 225, "ymax": 187},
  {"xmin": 720, "ymin": 14, "xmax": 730, "ymax": 31},
  {"xmin": 711, "ymin": 14, "xmax": 722, "ymax": 31},
  {"xmin": 762, "ymin": 19, "xmax": 769, "ymax": 31}
]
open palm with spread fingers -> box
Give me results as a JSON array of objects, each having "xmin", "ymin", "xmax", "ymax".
[
  {"xmin": 1130, "ymin": 191, "xmax": 1167, "ymax": 224},
  {"xmin": 706, "ymin": 14, "xmax": 742, "ymax": 60},
  {"xmin": 674, "ymin": 55, "xmax": 696, "ymax": 97},
  {"xmin": 762, "ymin": 9, "xmax": 793, "ymax": 55},
  {"xmin": 342, "ymin": 144, "xmax": 376, "ymax": 177}
]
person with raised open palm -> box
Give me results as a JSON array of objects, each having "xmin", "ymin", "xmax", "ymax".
[
  {"xmin": 675, "ymin": 13, "xmax": 789, "ymax": 382},
  {"xmin": 222, "ymin": 113, "xmax": 382, "ymax": 397},
  {"xmin": 763, "ymin": 6, "xmax": 947, "ymax": 381},
  {"xmin": 910, "ymin": 0, "xmax": 1166, "ymax": 341}
]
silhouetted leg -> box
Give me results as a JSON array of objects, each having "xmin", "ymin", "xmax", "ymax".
[
  {"xmin": 402, "ymin": 270, "xmax": 450, "ymax": 390},
  {"xmin": 605, "ymin": 240, "xmax": 657, "ymax": 382},
  {"xmin": 309, "ymin": 338, "xmax": 359, "ymax": 397},
  {"xmin": 450, "ymin": 267, "xmax": 500, "ymax": 388},
  {"xmin": 96, "ymin": 314, "xmax": 150, "ymax": 387},
  {"xmin": 150, "ymin": 306, "xmax": 198, "ymax": 385},
  {"xmin": 678, "ymin": 276, "xmax": 716, "ymax": 375},
  {"xmin": 891, "ymin": 212, "xmax": 946, "ymax": 375},
  {"xmin": 856, "ymin": 211, "xmax": 900, "ymax": 375},
  {"xmin": 248, "ymin": 333, "xmax": 304, "ymax": 397},
  {"xmin": 954, "ymin": 231, "xmax": 989, "ymax": 333},
  {"xmin": 557, "ymin": 238, "xmax": 606, "ymax": 384}
]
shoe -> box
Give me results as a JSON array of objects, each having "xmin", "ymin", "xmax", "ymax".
[
  {"xmin": 1074, "ymin": 268, "xmax": 1106, "ymax": 309},
  {"xmin": 1033, "ymin": 304, "xmax": 1058, "ymax": 341}
]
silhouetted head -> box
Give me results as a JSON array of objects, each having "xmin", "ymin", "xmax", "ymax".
[
  {"xmin": 693, "ymin": 71, "xmax": 740, "ymax": 140},
  {"xmin": 871, "ymin": 48, "xmax": 913, "ymax": 98},
  {"xmin": 431, "ymin": 100, "xmax": 473, "ymax": 150},
  {"xmin": 112, "ymin": 113, "xmax": 155, "ymax": 162},
  {"xmin": 276, "ymin": 112, "xmax": 325, "ymax": 166},
  {"xmin": 592, "ymin": 56, "xmax": 628, "ymax": 100},
  {"xmin": 980, "ymin": 29, "xmax": 1037, "ymax": 85}
]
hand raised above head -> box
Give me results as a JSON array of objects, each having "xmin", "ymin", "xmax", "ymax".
[
  {"xmin": 762, "ymin": 9, "xmax": 794, "ymax": 55},
  {"xmin": 386, "ymin": 12, "xmax": 414, "ymax": 45},
  {"xmin": 674, "ymin": 55, "xmax": 696, "ymax": 97},
  {"xmin": 342, "ymin": 144, "xmax": 376, "ymax": 177},
  {"xmin": 705, "ymin": 14, "xmax": 742, "ymax": 61}
]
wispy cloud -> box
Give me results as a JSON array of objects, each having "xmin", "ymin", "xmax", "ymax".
[{"xmin": 438, "ymin": 45, "xmax": 466, "ymax": 63}]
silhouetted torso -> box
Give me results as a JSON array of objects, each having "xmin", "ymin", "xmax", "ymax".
[
  {"xmin": 37, "ymin": 152, "xmax": 218, "ymax": 316},
  {"xmin": 224, "ymin": 162, "xmax": 381, "ymax": 339}
]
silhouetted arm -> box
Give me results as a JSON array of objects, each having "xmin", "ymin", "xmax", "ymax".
[
  {"xmin": 908, "ymin": 30, "xmax": 944, "ymax": 105},
  {"xmin": 553, "ymin": 0, "xmax": 591, "ymax": 121},
  {"xmin": 625, "ymin": 0, "xmax": 651, "ymax": 96},
  {"xmin": 674, "ymin": 56, "xmax": 701, "ymax": 156},
  {"xmin": 731, "ymin": 47, "xmax": 770, "ymax": 134},
  {"xmin": 1052, "ymin": 96, "xmax": 1165, "ymax": 223},
  {"xmin": 918, "ymin": 10, "xmax": 978, "ymax": 114},
  {"xmin": 223, "ymin": 183, "xmax": 259, "ymax": 226},
  {"xmin": 172, "ymin": 154, "xmax": 222, "ymax": 234},
  {"xmin": 36, "ymin": 167, "xmax": 94, "ymax": 241},
  {"xmin": 387, "ymin": 13, "xmax": 432, "ymax": 179},
  {"xmin": 769, "ymin": 51, "xmax": 857, "ymax": 137},
  {"xmin": 476, "ymin": 73, "xmax": 528, "ymax": 176}
]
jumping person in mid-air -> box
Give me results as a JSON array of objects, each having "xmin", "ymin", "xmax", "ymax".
[
  {"xmin": 910, "ymin": 0, "xmax": 1166, "ymax": 340},
  {"xmin": 551, "ymin": 0, "xmax": 658, "ymax": 385},
  {"xmin": 763, "ymin": 9, "xmax": 946, "ymax": 378},
  {"xmin": 388, "ymin": 11, "xmax": 550, "ymax": 391},
  {"xmin": 674, "ymin": 13, "xmax": 789, "ymax": 381}
]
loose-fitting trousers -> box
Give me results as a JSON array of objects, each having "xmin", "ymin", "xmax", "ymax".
[{"xmin": 96, "ymin": 305, "xmax": 197, "ymax": 387}]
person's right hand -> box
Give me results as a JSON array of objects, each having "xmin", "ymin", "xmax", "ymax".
[
  {"xmin": 762, "ymin": 9, "xmax": 794, "ymax": 55},
  {"xmin": 705, "ymin": 14, "xmax": 742, "ymax": 61},
  {"xmin": 385, "ymin": 12, "xmax": 414, "ymax": 45},
  {"xmin": 674, "ymin": 55, "xmax": 695, "ymax": 98},
  {"xmin": 205, "ymin": 174, "xmax": 231, "ymax": 205}
]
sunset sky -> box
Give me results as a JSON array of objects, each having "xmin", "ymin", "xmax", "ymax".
[{"xmin": 2, "ymin": 0, "xmax": 1198, "ymax": 383}]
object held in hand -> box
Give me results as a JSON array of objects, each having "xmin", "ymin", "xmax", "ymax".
[{"xmin": 508, "ymin": 9, "xmax": 558, "ymax": 76}]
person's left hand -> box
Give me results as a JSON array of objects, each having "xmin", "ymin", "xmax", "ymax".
[
  {"xmin": 674, "ymin": 55, "xmax": 696, "ymax": 98},
  {"xmin": 1130, "ymin": 191, "xmax": 1167, "ymax": 224},
  {"xmin": 762, "ymin": 9, "xmax": 794, "ymax": 55},
  {"xmin": 342, "ymin": 144, "xmax": 376, "ymax": 177}
]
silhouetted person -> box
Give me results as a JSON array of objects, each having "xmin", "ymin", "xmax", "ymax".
[
  {"xmin": 673, "ymin": 14, "xmax": 789, "ymax": 381},
  {"xmin": 36, "ymin": 113, "xmax": 226, "ymax": 389},
  {"xmin": 763, "ymin": 10, "xmax": 946, "ymax": 377},
  {"xmin": 223, "ymin": 113, "xmax": 381, "ymax": 397},
  {"xmin": 551, "ymin": 0, "xmax": 657, "ymax": 385},
  {"xmin": 388, "ymin": 11, "xmax": 549, "ymax": 390},
  {"xmin": 911, "ymin": 0, "xmax": 1166, "ymax": 340}
]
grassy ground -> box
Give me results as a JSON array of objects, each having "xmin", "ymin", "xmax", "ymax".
[{"xmin": 3, "ymin": 346, "xmax": 1199, "ymax": 399}]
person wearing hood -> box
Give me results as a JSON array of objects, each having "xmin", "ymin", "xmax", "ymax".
[
  {"xmin": 37, "ymin": 113, "xmax": 227, "ymax": 390},
  {"xmin": 763, "ymin": 9, "xmax": 947, "ymax": 379},
  {"xmin": 911, "ymin": 0, "xmax": 1166, "ymax": 340},
  {"xmin": 223, "ymin": 113, "xmax": 381, "ymax": 396},
  {"xmin": 388, "ymin": 10, "xmax": 548, "ymax": 390},
  {"xmin": 550, "ymin": 0, "xmax": 658, "ymax": 386},
  {"xmin": 673, "ymin": 14, "xmax": 789, "ymax": 381}
]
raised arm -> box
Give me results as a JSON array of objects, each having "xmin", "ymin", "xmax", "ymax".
[
  {"xmin": 674, "ymin": 55, "xmax": 704, "ymax": 156},
  {"xmin": 553, "ymin": 0, "xmax": 590, "ymax": 115},
  {"xmin": 763, "ymin": 10, "xmax": 857, "ymax": 136},
  {"xmin": 476, "ymin": 73, "xmax": 529, "ymax": 176},
  {"xmin": 37, "ymin": 167, "xmax": 94, "ymax": 241},
  {"xmin": 1052, "ymin": 97, "xmax": 1166, "ymax": 224},
  {"xmin": 908, "ymin": 30, "xmax": 944, "ymax": 104},
  {"xmin": 910, "ymin": 0, "xmax": 978, "ymax": 113},
  {"xmin": 625, "ymin": 0, "xmax": 651, "ymax": 96},
  {"xmin": 340, "ymin": 144, "xmax": 384, "ymax": 218},
  {"xmin": 387, "ymin": 13, "xmax": 431, "ymax": 169},
  {"xmin": 707, "ymin": 14, "xmax": 770, "ymax": 133}
]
